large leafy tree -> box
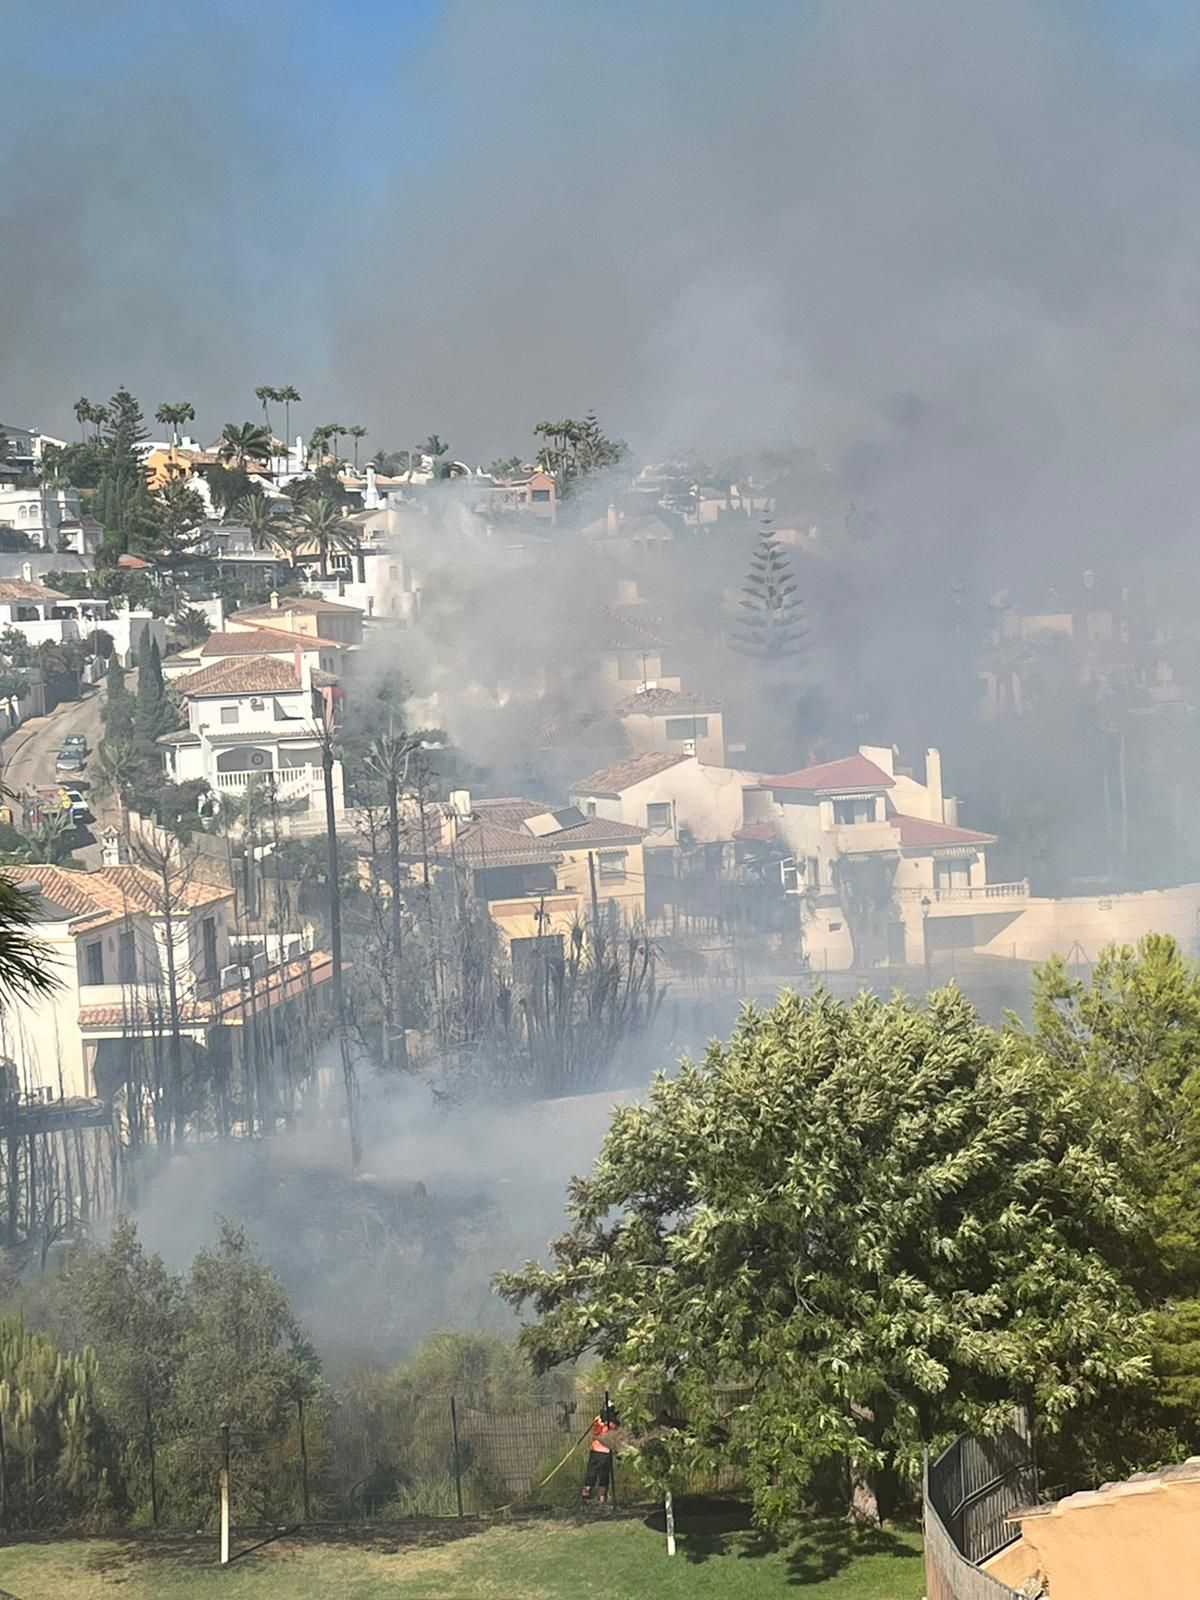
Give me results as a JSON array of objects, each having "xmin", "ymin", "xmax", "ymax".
[
  {"xmin": 291, "ymin": 495, "xmax": 354, "ymax": 577},
  {"xmin": 154, "ymin": 402, "xmax": 195, "ymax": 446},
  {"xmin": 500, "ymin": 987, "xmax": 1150, "ymax": 1528},
  {"xmin": 148, "ymin": 482, "xmax": 206, "ymax": 566}
]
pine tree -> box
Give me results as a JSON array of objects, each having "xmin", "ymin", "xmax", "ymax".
[
  {"xmin": 731, "ymin": 520, "xmax": 806, "ymax": 661},
  {"xmin": 102, "ymin": 655, "xmax": 135, "ymax": 745},
  {"xmin": 95, "ymin": 388, "xmax": 156, "ymax": 560},
  {"xmin": 134, "ymin": 638, "xmax": 176, "ymax": 743}
]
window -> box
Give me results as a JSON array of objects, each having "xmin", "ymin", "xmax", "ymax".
[
  {"xmin": 584, "ymin": 800, "xmax": 597, "ymax": 817},
  {"xmin": 84, "ymin": 941, "xmax": 104, "ymax": 985},
  {"xmin": 598, "ymin": 850, "xmax": 627, "ymax": 882},
  {"xmin": 833, "ymin": 798, "xmax": 874, "ymax": 825},
  {"xmin": 201, "ymin": 916, "xmax": 218, "ymax": 981},
  {"xmin": 664, "ymin": 716, "xmax": 708, "ymax": 740},
  {"xmin": 934, "ymin": 860, "xmax": 970, "ymax": 894},
  {"xmin": 531, "ymin": 488, "xmax": 552, "ymax": 502},
  {"xmin": 219, "ymin": 705, "xmax": 239, "ymax": 725},
  {"xmin": 646, "ymin": 801, "xmax": 673, "ymax": 832},
  {"xmin": 118, "ymin": 930, "xmax": 136, "ymax": 983}
]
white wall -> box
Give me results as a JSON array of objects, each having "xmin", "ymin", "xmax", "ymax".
[
  {"xmin": 571, "ymin": 759, "xmax": 760, "ymax": 847},
  {"xmin": 976, "ymin": 884, "xmax": 1200, "ymax": 963}
]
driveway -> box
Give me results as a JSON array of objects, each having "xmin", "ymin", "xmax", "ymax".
[{"xmin": 0, "ymin": 687, "xmax": 109, "ymax": 866}]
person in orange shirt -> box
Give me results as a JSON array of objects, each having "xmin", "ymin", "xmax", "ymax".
[{"xmin": 580, "ymin": 1403, "xmax": 619, "ymax": 1503}]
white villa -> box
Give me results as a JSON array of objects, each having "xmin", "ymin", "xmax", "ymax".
[{"xmin": 159, "ymin": 653, "xmax": 346, "ymax": 833}]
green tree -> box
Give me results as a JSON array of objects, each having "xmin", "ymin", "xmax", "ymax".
[
  {"xmin": 0, "ymin": 1318, "xmax": 121, "ymax": 1527},
  {"xmin": 169, "ymin": 1220, "xmax": 319, "ymax": 1520},
  {"xmin": 172, "ymin": 605, "xmax": 213, "ymax": 648},
  {"xmin": 217, "ymin": 422, "xmax": 271, "ymax": 470},
  {"xmin": 205, "ymin": 463, "xmax": 254, "ymax": 517},
  {"xmin": 277, "ymin": 386, "xmax": 301, "ymax": 449},
  {"xmin": 232, "ymin": 492, "xmax": 287, "ymax": 552},
  {"xmin": 486, "ymin": 455, "xmax": 523, "ymax": 479},
  {"xmin": 348, "ymin": 424, "xmax": 368, "ymax": 469},
  {"xmin": 72, "ymin": 1218, "xmax": 188, "ymax": 1524},
  {"xmin": 102, "ymin": 655, "xmax": 136, "ymax": 745},
  {"xmin": 731, "ymin": 520, "xmax": 806, "ymax": 661},
  {"xmin": 533, "ymin": 411, "xmax": 625, "ymax": 495},
  {"xmin": 148, "ymin": 482, "xmax": 206, "ymax": 566},
  {"xmin": 134, "ymin": 638, "xmax": 177, "ymax": 743},
  {"xmin": 73, "ymin": 396, "xmax": 92, "ymax": 443},
  {"xmin": 254, "ymin": 385, "xmax": 279, "ymax": 439},
  {"xmin": 500, "ymin": 987, "xmax": 1151, "ymax": 1528},
  {"xmin": 291, "ymin": 495, "xmax": 353, "ymax": 578},
  {"xmin": 154, "ymin": 402, "xmax": 195, "ymax": 446},
  {"xmin": 95, "ymin": 388, "xmax": 156, "ymax": 559}
]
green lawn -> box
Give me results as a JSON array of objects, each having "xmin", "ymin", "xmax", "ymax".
[{"xmin": 0, "ymin": 1506, "xmax": 924, "ymax": 1599}]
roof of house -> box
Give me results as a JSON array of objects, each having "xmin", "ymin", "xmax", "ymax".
[
  {"xmin": 733, "ymin": 819, "xmax": 779, "ymax": 843},
  {"xmin": 767, "ymin": 755, "xmax": 896, "ymax": 793},
  {"xmin": 16, "ymin": 864, "xmax": 231, "ymax": 934},
  {"xmin": 116, "ymin": 554, "xmax": 150, "ymax": 569},
  {"xmin": 0, "ymin": 579, "xmax": 68, "ymax": 601},
  {"xmin": 618, "ymin": 687, "xmax": 719, "ymax": 715},
  {"xmin": 174, "ymin": 657, "xmax": 306, "ymax": 697},
  {"xmin": 156, "ymin": 729, "xmax": 202, "ymax": 746},
  {"xmin": 198, "ymin": 626, "xmax": 345, "ymax": 657},
  {"xmin": 889, "ymin": 813, "xmax": 995, "ymax": 848},
  {"xmin": 572, "ymin": 751, "xmax": 690, "ymax": 796},
  {"xmin": 232, "ymin": 596, "xmax": 362, "ymax": 620},
  {"xmin": 451, "ymin": 803, "xmax": 646, "ymax": 868},
  {"xmin": 596, "ymin": 605, "xmax": 671, "ymax": 652}
]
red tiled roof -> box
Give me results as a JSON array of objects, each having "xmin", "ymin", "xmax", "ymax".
[
  {"xmin": 733, "ymin": 820, "xmax": 778, "ymax": 842},
  {"xmin": 767, "ymin": 755, "xmax": 895, "ymax": 792},
  {"xmin": 452, "ymin": 819, "xmax": 563, "ymax": 868},
  {"xmin": 0, "ymin": 579, "xmax": 67, "ymax": 601},
  {"xmin": 78, "ymin": 999, "xmax": 216, "ymax": 1028},
  {"xmin": 117, "ymin": 554, "xmax": 150, "ymax": 569},
  {"xmin": 472, "ymin": 798, "xmax": 547, "ymax": 826},
  {"xmin": 572, "ymin": 752, "xmax": 689, "ymax": 796},
  {"xmin": 18, "ymin": 864, "xmax": 231, "ymax": 934},
  {"xmin": 174, "ymin": 657, "xmax": 303, "ymax": 696},
  {"xmin": 199, "ymin": 626, "xmax": 345, "ymax": 656},
  {"xmin": 890, "ymin": 813, "xmax": 995, "ymax": 848}
]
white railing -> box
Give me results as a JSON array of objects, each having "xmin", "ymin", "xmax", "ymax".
[
  {"xmin": 212, "ymin": 768, "xmax": 319, "ymax": 802},
  {"xmin": 898, "ymin": 881, "xmax": 1029, "ymax": 904}
]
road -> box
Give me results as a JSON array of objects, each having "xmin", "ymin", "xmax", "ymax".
[{"xmin": 0, "ymin": 686, "xmax": 109, "ymax": 866}]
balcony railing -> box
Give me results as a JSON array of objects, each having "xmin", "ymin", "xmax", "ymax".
[
  {"xmin": 212, "ymin": 768, "xmax": 319, "ymax": 801},
  {"xmin": 897, "ymin": 881, "xmax": 1029, "ymax": 905}
]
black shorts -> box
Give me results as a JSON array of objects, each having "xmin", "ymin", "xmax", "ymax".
[{"xmin": 584, "ymin": 1449, "xmax": 612, "ymax": 1489}]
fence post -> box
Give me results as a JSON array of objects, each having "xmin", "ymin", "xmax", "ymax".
[
  {"xmin": 298, "ymin": 1395, "xmax": 311, "ymax": 1522},
  {"xmin": 450, "ymin": 1396, "xmax": 464, "ymax": 1518},
  {"xmin": 146, "ymin": 1400, "xmax": 159, "ymax": 1528},
  {"xmin": 219, "ymin": 1424, "xmax": 231, "ymax": 1567}
]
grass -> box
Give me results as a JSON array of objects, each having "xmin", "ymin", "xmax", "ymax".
[{"xmin": 0, "ymin": 1503, "xmax": 924, "ymax": 1599}]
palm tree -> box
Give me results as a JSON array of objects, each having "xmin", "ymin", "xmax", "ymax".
[
  {"xmin": 424, "ymin": 434, "xmax": 448, "ymax": 462},
  {"xmin": 171, "ymin": 605, "xmax": 213, "ymax": 647},
  {"xmin": 73, "ymin": 397, "xmax": 91, "ymax": 443},
  {"xmin": 278, "ymin": 386, "xmax": 301, "ymax": 456},
  {"xmin": 218, "ymin": 421, "xmax": 271, "ymax": 469},
  {"xmin": 349, "ymin": 425, "xmax": 368, "ymax": 470},
  {"xmin": 233, "ymin": 493, "xmax": 287, "ymax": 552},
  {"xmin": 291, "ymin": 495, "xmax": 353, "ymax": 578},
  {"xmin": 322, "ymin": 423, "xmax": 347, "ymax": 465},
  {"xmin": 86, "ymin": 401, "xmax": 109, "ymax": 442},
  {"xmin": 0, "ymin": 872, "xmax": 56, "ymax": 997},
  {"xmin": 308, "ymin": 426, "xmax": 330, "ymax": 467},
  {"xmin": 254, "ymin": 386, "xmax": 279, "ymax": 438},
  {"xmin": 155, "ymin": 402, "xmax": 195, "ymax": 446}
]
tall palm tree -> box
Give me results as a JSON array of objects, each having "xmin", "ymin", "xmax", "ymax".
[
  {"xmin": 349, "ymin": 425, "xmax": 368, "ymax": 470},
  {"xmin": 86, "ymin": 401, "xmax": 109, "ymax": 442},
  {"xmin": 308, "ymin": 426, "xmax": 330, "ymax": 467},
  {"xmin": 322, "ymin": 424, "xmax": 347, "ymax": 465},
  {"xmin": 254, "ymin": 386, "xmax": 279, "ymax": 438},
  {"xmin": 424, "ymin": 434, "xmax": 448, "ymax": 462},
  {"xmin": 217, "ymin": 421, "xmax": 271, "ymax": 469},
  {"xmin": 155, "ymin": 402, "xmax": 194, "ymax": 446},
  {"xmin": 291, "ymin": 495, "xmax": 353, "ymax": 578},
  {"xmin": 74, "ymin": 397, "xmax": 91, "ymax": 443},
  {"xmin": 278, "ymin": 386, "xmax": 301, "ymax": 455}
]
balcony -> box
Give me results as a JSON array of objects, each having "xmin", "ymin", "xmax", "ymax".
[
  {"xmin": 898, "ymin": 881, "xmax": 1029, "ymax": 910},
  {"xmin": 830, "ymin": 821, "xmax": 901, "ymax": 855}
]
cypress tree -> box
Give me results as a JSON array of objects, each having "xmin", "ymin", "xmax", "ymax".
[
  {"xmin": 732, "ymin": 519, "xmax": 806, "ymax": 662},
  {"xmin": 96, "ymin": 388, "xmax": 156, "ymax": 560},
  {"xmin": 102, "ymin": 655, "xmax": 135, "ymax": 745},
  {"xmin": 134, "ymin": 638, "xmax": 177, "ymax": 743}
]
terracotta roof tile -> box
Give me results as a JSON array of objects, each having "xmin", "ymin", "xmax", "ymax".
[
  {"xmin": 890, "ymin": 813, "xmax": 995, "ymax": 848},
  {"xmin": 175, "ymin": 657, "xmax": 303, "ymax": 696},
  {"xmin": 199, "ymin": 627, "xmax": 345, "ymax": 657},
  {"xmin": 572, "ymin": 752, "xmax": 689, "ymax": 796},
  {"xmin": 16, "ymin": 865, "xmax": 231, "ymax": 931},
  {"xmin": 232, "ymin": 596, "xmax": 361, "ymax": 618},
  {"xmin": 767, "ymin": 755, "xmax": 895, "ymax": 792},
  {"xmin": 0, "ymin": 579, "xmax": 67, "ymax": 601}
]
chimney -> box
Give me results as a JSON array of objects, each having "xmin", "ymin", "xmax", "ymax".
[
  {"xmin": 449, "ymin": 788, "xmax": 472, "ymax": 821},
  {"xmin": 364, "ymin": 463, "xmax": 380, "ymax": 508},
  {"xmin": 20, "ymin": 560, "xmax": 32, "ymax": 584},
  {"xmin": 269, "ymin": 589, "xmax": 280, "ymax": 610},
  {"xmin": 616, "ymin": 578, "xmax": 640, "ymax": 606},
  {"xmin": 606, "ymin": 502, "xmax": 619, "ymax": 536},
  {"xmin": 925, "ymin": 747, "xmax": 945, "ymax": 821}
]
